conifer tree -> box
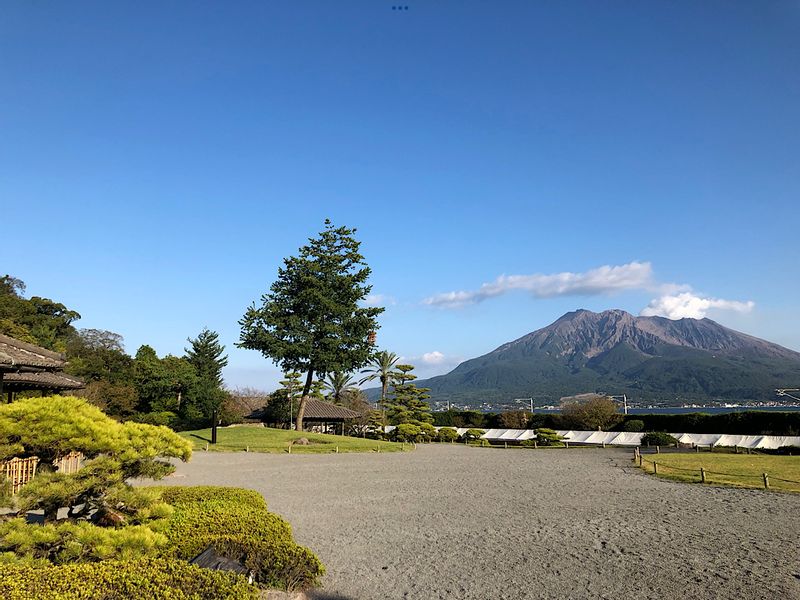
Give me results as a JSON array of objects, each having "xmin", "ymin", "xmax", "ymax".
[
  {"xmin": 385, "ymin": 364, "xmax": 433, "ymax": 426},
  {"xmin": 238, "ymin": 221, "xmax": 383, "ymax": 430},
  {"xmin": 184, "ymin": 329, "xmax": 228, "ymax": 420}
]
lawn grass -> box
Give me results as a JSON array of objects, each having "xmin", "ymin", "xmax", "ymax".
[
  {"xmin": 638, "ymin": 452, "xmax": 800, "ymax": 492},
  {"xmin": 180, "ymin": 426, "xmax": 407, "ymax": 453}
]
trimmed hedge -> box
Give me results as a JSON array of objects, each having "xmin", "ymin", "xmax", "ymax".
[
  {"xmin": 0, "ymin": 558, "xmax": 257, "ymax": 599},
  {"xmin": 155, "ymin": 486, "xmax": 324, "ymax": 591}
]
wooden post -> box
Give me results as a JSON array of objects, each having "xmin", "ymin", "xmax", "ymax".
[
  {"xmin": 504, "ymin": 442, "xmax": 508, "ymax": 449},
  {"xmin": 246, "ymin": 446, "xmax": 249, "ymax": 453},
  {"xmin": 205, "ymin": 442, "xmax": 209, "ymax": 451},
  {"xmin": 653, "ymin": 462, "xmax": 658, "ymax": 475},
  {"xmin": 638, "ymin": 454, "xmax": 643, "ymax": 467},
  {"xmin": 602, "ymin": 442, "xmax": 606, "ymax": 449},
  {"xmin": 700, "ymin": 468, "xmax": 706, "ymax": 483},
  {"xmin": 763, "ymin": 473, "xmax": 769, "ymax": 490},
  {"xmin": 695, "ymin": 445, "xmax": 700, "ymax": 453},
  {"xmin": 336, "ymin": 446, "xmax": 339, "ymax": 454},
  {"xmin": 211, "ymin": 410, "xmax": 218, "ymax": 445},
  {"xmin": 565, "ymin": 441, "xmax": 569, "ymax": 449},
  {"xmin": 734, "ymin": 445, "xmax": 738, "ymax": 454},
  {"xmin": 534, "ymin": 441, "xmax": 538, "ymax": 449},
  {"xmin": 288, "ymin": 443, "xmax": 292, "ymax": 454}
]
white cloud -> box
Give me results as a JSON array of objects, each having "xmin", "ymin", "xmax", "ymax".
[
  {"xmin": 423, "ymin": 261, "xmax": 654, "ymax": 308},
  {"xmin": 421, "ymin": 351, "xmax": 446, "ymax": 365},
  {"xmin": 362, "ymin": 293, "xmax": 396, "ymax": 307},
  {"xmin": 641, "ymin": 292, "xmax": 755, "ymax": 320}
]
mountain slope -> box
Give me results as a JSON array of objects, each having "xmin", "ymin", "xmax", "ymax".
[{"xmin": 414, "ymin": 309, "xmax": 800, "ymax": 405}]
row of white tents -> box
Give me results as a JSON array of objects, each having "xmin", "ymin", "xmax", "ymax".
[
  {"xmin": 383, "ymin": 426, "xmax": 800, "ymax": 449},
  {"xmin": 485, "ymin": 428, "xmax": 800, "ymax": 449}
]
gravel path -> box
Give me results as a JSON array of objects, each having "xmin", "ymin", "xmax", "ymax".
[{"xmin": 152, "ymin": 445, "xmax": 800, "ymax": 599}]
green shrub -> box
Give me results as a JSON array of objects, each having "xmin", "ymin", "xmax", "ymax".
[
  {"xmin": 462, "ymin": 428, "xmax": 485, "ymax": 442},
  {"xmin": 534, "ymin": 428, "xmax": 563, "ymax": 446},
  {"xmin": 0, "ymin": 519, "xmax": 168, "ymax": 564},
  {"xmin": 641, "ymin": 432, "xmax": 679, "ymax": 447},
  {"xmin": 0, "ymin": 558, "xmax": 257, "ymax": 599},
  {"xmin": 155, "ymin": 486, "xmax": 323, "ymax": 591},
  {"xmin": 468, "ymin": 439, "xmax": 491, "ymax": 447},
  {"xmin": 436, "ymin": 427, "xmax": 458, "ymax": 443},
  {"xmin": 622, "ymin": 419, "xmax": 645, "ymax": 432},
  {"xmin": 392, "ymin": 423, "xmax": 422, "ymax": 442}
]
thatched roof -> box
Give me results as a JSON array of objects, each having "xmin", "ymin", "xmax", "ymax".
[
  {"xmin": 2, "ymin": 371, "xmax": 85, "ymax": 392},
  {"xmin": 0, "ymin": 333, "xmax": 66, "ymax": 372},
  {"xmin": 302, "ymin": 399, "xmax": 362, "ymax": 421}
]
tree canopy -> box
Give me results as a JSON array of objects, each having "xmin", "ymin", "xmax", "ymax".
[{"xmin": 238, "ymin": 221, "xmax": 383, "ymax": 430}]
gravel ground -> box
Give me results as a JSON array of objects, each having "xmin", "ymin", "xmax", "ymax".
[{"xmin": 150, "ymin": 445, "xmax": 800, "ymax": 600}]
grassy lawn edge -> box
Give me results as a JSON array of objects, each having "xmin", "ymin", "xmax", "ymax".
[{"xmin": 180, "ymin": 426, "xmax": 407, "ymax": 453}]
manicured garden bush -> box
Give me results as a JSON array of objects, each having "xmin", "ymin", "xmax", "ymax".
[
  {"xmin": 461, "ymin": 428, "xmax": 485, "ymax": 442},
  {"xmin": 0, "ymin": 518, "xmax": 168, "ymax": 565},
  {"xmin": 622, "ymin": 419, "xmax": 645, "ymax": 432},
  {"xmin": 155, "ymin": 486, "xmax": 324, "ymax": 591},
  {"xmin": 640, "ymin": 431, "xmax": 679, "ymax": 447},
  {"xmin": 534, "ymin": 428, "xmax": 563, "ymax": 446},
  {"xmin": 436, "ymin": 427, "xmax": 458, "ymax": 443},
  {"xmin": 0, "ymin": 558, "xmax": 257, "ymax": 599},
  {"xmin": 391, "ymin": 423, "xmax": 422, "ymax": 442}
]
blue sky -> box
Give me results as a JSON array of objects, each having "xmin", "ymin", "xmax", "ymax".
[{"xmin": 2, "ymin": 1, "xmax": 798, "ymax": 390}]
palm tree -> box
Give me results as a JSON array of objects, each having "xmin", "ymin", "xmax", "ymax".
[
  {"xmin": 325, "ymin": 371, "xmax": 357, "ymax": 404},
  {"xmin": 360, "ymin": 350, "xmax": 399, "ymax": 409}
]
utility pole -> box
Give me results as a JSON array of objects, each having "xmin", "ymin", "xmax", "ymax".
[
  {"xmin": 514, "ymin": 398, "xmax": 534, "ymax": 413},
  {"xmin": 608, "ymin": 394, "xmax": 628, "ymax": 415}
]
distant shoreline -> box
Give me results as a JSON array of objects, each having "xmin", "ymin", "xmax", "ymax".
[{"xmin": 435, "ymin": 405, "xmax": 800, "ymax": 415}]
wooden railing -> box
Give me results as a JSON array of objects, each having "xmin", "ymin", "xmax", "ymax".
[{"xmin": 1, "ymin": 456, "xmax": 40, "ymax": 495}]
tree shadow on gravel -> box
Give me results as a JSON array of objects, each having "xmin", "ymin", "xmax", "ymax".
[{"xmin": 307, "ymin": 592, "xmax": 357, "ymax": 600}]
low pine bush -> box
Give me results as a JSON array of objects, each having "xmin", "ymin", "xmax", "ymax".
[
  {"xmin": 640, "ymin": 431, "xmax": 679, "ymax": 447},
  {"xmin": 0, "ymin": 558, "xmax": 257, "ymax": 599},
  {"xmin": 436, "ymin": 427, "xmax": 458, "ymax": 442},
  {"xmin": 155, "ymin": 486, "xmax": 324, "ymax": 591}
]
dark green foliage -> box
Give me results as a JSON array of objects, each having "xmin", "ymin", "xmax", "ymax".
[
  {"xmin": 534, "ymin": 428, "xmax": 563, "ymax": 446},
  {"xmin": 622, "ymin": 419, "xmax": 645, "ymax": 432},
  {"xmin": 0, "ymin": 558, "xmax": 257, "ymax": 599},
  {"xmin": 436, "ymin": 427, "xmax": 459, "ymax": 442},
  {"xmin": 641, "ymin": 432, "xmax": 679, "ymax": 447},
  {"xmin": 385, "ymin": 364, "xmax": 433, "ymax": 426},
  {"xmin": 390, "ymin": 423, "xmax": 421, "ymax": 442},
  {"xmin": 0, "ymin": 276, "xmax": 80, "ymax": 351},
  {"xmin": 239, "ymin": 220, "xmax": 383, "ymax": 430},
  {"xmin": 155, "ymin": 486, "xmax": 324, "ymax": 591},
  {"xmin": 620, "ymin": 411, "xmax": 800, "ymax": 436},
  {"xmin": 65, "ymin": 329, "xmax": 135, "ymax": 386},
  {"xmin": 433, "ymin": 410, "xmax": 488, "ymax": 428},
  {"xmin": 184, "ymin": 329, "xmax": 228, "ymax": 421},
  {"xmin": 462, "ymin": 428, "xmax": 485, "ymax": 442}
]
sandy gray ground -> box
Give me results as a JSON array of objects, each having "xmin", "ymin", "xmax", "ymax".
[{"xmin": 149, "ymin": 445, "xmax": 800, "ymax": 600}]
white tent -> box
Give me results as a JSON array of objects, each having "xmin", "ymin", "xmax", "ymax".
[
  {"xmin": 608, "ymin": 432, "xmax": 646, "ymax": 446},
  {"xmin": 713, "ymin": 435, "xmax": 766, "ymax": 449},
  {"xmin": 755, "ymin": 436, "xmax": 800, "ymax": 449}
]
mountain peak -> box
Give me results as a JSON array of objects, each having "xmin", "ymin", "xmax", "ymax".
[{"xmin": 415, "ymin": 309, "xmax": 800, "ymax": 405}]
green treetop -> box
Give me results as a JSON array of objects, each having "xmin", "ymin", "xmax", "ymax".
[
  {"xmin": 385, "ymin": 364, "xmax": 433, "ymax": 426},
  {"xmin": 238, "ymin": 220, "xmax": 383, "ymax": 431}
]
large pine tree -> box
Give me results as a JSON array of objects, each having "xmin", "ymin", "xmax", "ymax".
[{"xmin": 238, "ymin": 220, "xmax": 383, "ymax": 430}]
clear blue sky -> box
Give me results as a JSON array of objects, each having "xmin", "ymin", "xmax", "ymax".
[{"xmin": 2, "ymin": 1, "xmax": 798, "ymax": 390}]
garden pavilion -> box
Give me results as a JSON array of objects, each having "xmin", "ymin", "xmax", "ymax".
[{"xmin": 0, "ymin": 333, "xmax": 83, "ymax": 402}]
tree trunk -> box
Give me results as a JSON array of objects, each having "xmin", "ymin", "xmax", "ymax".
[{"xmin": 295, "ymin": 368, "xmax": 315, "ymax": 431}]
